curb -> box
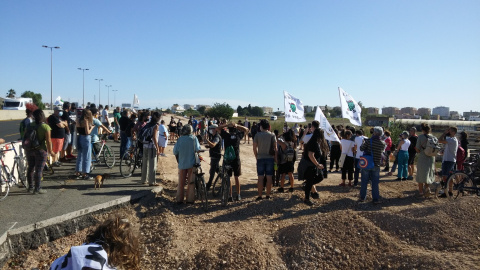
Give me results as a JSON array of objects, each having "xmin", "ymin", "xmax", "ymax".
[{"xmin": 0, "ymin": 186, "xmax": 163, "ymax": 267}]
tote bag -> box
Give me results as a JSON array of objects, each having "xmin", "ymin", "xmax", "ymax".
[{"xmin": 357, "ymin": 139, "xmax": 375, "ymax": 169}]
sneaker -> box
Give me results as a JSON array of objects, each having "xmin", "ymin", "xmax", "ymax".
[
  {"xmin": 304, "ymin": 199, "xmax": 314, "ymax": 206},
  {"xmin": 236, "ymin": 194, "xmax": 242, "ymax": 201},
  {"xmin": 228, "ymin": 197, "xmax": 233, "ymax": 202},
  {"xmin": 255, "ymin": 196, "xmax": 263, "ymax": 201},
  {"xmin": 407, "ymin": 176, "xmax": 413, "ymax": 180},
  {"xmin": 83, "ymin": 175, "xmax": 93, "ymax": 180},
  {"xmin": 311, "ymin": 192, "xmax": 320, "ymax": 199},
  {"xmin": 401, "ymin": 177, "xmax": 407, "ymax": 181},
  {"xmin": 34, "ymin": 188, "xmax": 47, "ymax": 194},
  {"xmin": 53, "ymin": 161, "xmax": 62, "ymax": 167},
  {"xmin": 277, "ymin": 187, "xmax": 284, "ymax": 193},
  {"xmin": 396, "ymin": 178, "xmax": 402, "ymax": 181},
  {"xmin": 288, "ymin": 187, "xmax": 294, "ymax": 193},
  {"xmin": 66, "ymin": 154, "xmax": 77, "ymax": 159}
]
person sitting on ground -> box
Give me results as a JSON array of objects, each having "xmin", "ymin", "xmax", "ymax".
[
  {"xmin": 173, "ymin": 124, "xmax": 201, "ymax": 204},
  {"xmin": 359, "ymin": 126, "xmax": 386, "ymax": 204},
  {"xmin": 395, "ymin": 131, "xmax": 411, "ymax": 181},
  {"xmin": 49, "ymin": 216, "xmax": 141, "ymax": 270}
]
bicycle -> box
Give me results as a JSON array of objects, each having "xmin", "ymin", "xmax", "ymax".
[
  {"xmin": 444, "ymin": 155, "xmax": 480, "ymax": 199},
  {"xmin": 1, "ymin": 142, "xmax": 28, "ymax": 201},
  {"xmin": 193, "ymin": 150, "xmax": 208, "ymax": 211},
  {"xmin": 211, "ymin": 156, "xmax": 232, "ymax": 206},
  {"xmin": 433, "ymin": 154, "xmax": 480, "ymax": 199},
  {"xmin": 44, "ymin": 155, "xmax": 54, "ymax": 176},
  {"xmin": 120, "ymin": 140, "xmax": 143, "ymax": 177},
  {"xmin": 90, "ymin": 135, "xmax": 116, "ymax": 172}
]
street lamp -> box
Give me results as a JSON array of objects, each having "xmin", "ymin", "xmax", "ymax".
[
  {"xmin": 78, "ymin": 68, "xmax": 89, "ymax": 108},
  {"xmin": 95, "ymin": 78, "xmax": 103, "ymax": 105},
  {"xmin": 112, "ymin": 90, "xmax": 118, "ymax": 108},
  {"xmin": 42, "ymin": 45, "xmax": 60, "ymax": 108},
  {"xmin": 105, "ymin": 85, "xmax": 112, "ymax": 107}
]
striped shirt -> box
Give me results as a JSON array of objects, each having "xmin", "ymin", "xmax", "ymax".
[{"xmin": 360, "ymin": 136, "xmax": 386, "ymax": 167}]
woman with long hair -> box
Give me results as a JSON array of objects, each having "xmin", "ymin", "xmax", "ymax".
[
  {"xmin": 75, "ymin": 109, "xmax": 94, "ymax": 179},
  {"xmin": 50, "ymin": 216, "xmax": 140, "ymax": 270},
  {"xmin": 26, "ymin": 109, "xmax": 54, "ymax": 194},
  {"xmin": 301, "ymin": 128, "xmax": 329, "ymax": 205}
]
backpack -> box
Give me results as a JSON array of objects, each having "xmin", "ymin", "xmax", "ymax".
[
  {"xmin": 138, "ymin": 122, "xmax": 156, "ymax": 143},
  {"xmin": 224, "ymin": 145, "xmax": 236, "ymax": 161},
  {"xmin": 22, "ymin": 124, "xmax": 41, "ymax": 151},
  {"xmin": 456, "ymin": 145, "xmax": 465, "ymax": 162},
  {"xmin": 284, "ymin": 142, "xmax": 296, "ymax": 162},
  {"xmin": 423, "ymin": 134, "xmax": 441, "ymax": 157}
]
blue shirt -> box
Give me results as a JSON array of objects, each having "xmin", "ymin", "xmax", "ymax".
[
  {"xmin": 173, "ymin": 135, "xmax": 201, "ymax": 169},
  {"xmin": 192, "ymin": 119, "xmax": 198, "ymax": 131},
  {"xmin": 90, "ymin": 119, "xmax": 102, "ymax": 143}
]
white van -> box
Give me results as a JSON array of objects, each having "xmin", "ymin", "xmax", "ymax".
[
  {"xmin": 3, "ymin": 98, "xmax": 33, "ymax": 110},
  {"xmin": 270, "ymin": 115, "xmax": 278, "ymax": 121}
]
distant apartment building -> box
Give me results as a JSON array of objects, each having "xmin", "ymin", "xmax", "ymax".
[
  {"xmin": 417, "ymin": 107, "xmax": 431, "ymax": 117},
  {"xmin": 262, "ymin": 106, "xmax": 273, "ymax": 115},
  {"xmin": 382, "ymin": 107, "xmax": 400, "ymax": 116},
  {"xmin": 184, "ymin": 104, "xmax": 195, "ymax": 110},
  {"xmin": 463, "ymin": 111, "xmax": 480, "ymax": 119},
  {"xmin": 171, "ymin": 105, "xmax": 185, "ymax": 113},
  {"xmin": 396, "ymin": 114, "xmax": 421, "ymax": 120},
  {"xmin": 196, "ymin": 104, "xmax": 211, "ymax": 110},
  {"xmin": 304, "ymin": 106, "xmax": 314, "ymax": 113},
  {"xmin": 366, "ymin": 107, "xmax": 379, "ymax": 115},
  {"xmin": 432, "ymin": 106, "xmax": 450, "ymax": 117},
  {"xmin": 400, "ymin": 107, "xmax": 417, "ymax": 115}
]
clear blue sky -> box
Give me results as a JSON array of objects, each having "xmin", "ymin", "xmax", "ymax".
[{"xmin": 1, "ymin": 0, "xmax": 479, "ymax": 114}]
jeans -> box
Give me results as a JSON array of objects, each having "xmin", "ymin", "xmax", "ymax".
[
  {"xmin": 120, "ymin": 131, "xmax": 131, "ymax": 158},
  {"xmin": 141, "ymin": 147, "xmax": 157, "ymax": 184},
  {"xmin": 76, "ymin": 135, "xmax": 92, "ymax": 174},
  {"xmin": 256, "ymin": 158, "xmax": 274, "ymax": 176},
  {"xmin": 354, "ymin": 158, "xmax": 361, "ymax": 185},
  {"xmin": 26, "ymin": 149, "xmax": 47, "ymax": 190},
  {"xmin": 360, "ymin": 166, "xmax": 380, "ymax": 201},
  {"xmin": 397, "ymin": 150, "xmax": 409, "ymax": 178}
]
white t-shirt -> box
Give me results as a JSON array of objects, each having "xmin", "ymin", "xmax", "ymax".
[
  {"xmin": 341, "ymin": 139, "xmax": 354, "ymax": 157},
  {"xmin": 354, "ymin": 135, "xmax": 367, "ymax": 159},
  {"xmin": 101, "ymin": 109, "xmax": 109, "ymax": 123},
  {"xmin": 400, "ymin": 139, "xmax": 411, "ymax": 151}
]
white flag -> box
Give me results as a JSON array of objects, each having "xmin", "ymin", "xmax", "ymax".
[
  {"xmin": 314, "ymin": 106, "xmax": 340, "ymax": 142},
  {"xmin": 284, "ymin": 91, "xmax": 306, "ymax": 123},
  {"xmin": 338, "ymin": 87, "xmax": 362, "ymax": 126},
  {"xmin": 133, "ymin": 94, "xmax": 139, "ymax": 106}
]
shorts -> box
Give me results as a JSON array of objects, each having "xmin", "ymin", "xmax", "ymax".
[
  {"xmin": 408, "ymin": 152, "xmax": 416, "ymax": 165},
  {"xmin": 62, "ymin": 134, "xmax": 70, "ymax": 151},
  {"xmin": 114, "ymin": 124, "xmax": 119, "ymax": 133},
  {"xmin": 158, "ymin": 135, "xmax": 168, "ymax": 147},
  {"xmin": 227, "ymin": 158, "xmax": 242, "ymax": 177},
  {"xmin": 278, "ymin": 161, "xmax": 294, "ymax": 174},
  {"xmin": 51, "ymin": 138, "xmax": 64, "ymax": 153},
  {"xmin": 441, "ymin": 161, "xmax": 456, "ymax": 176},
  {"xmin": 256, "ymin": 158, "xmax": 274, "ymax": 176}
]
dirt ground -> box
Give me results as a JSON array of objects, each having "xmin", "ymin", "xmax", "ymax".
[{"xmin": 4, "ymin": 116, "xmax": 480, "ymax": 269}]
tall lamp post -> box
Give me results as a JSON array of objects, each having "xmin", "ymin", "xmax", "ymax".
[
  {"xmin": 95, "ymin": 78, "xmax": 103, "ymax": 105},
  {"xmin": 112, "ymin": 90, "xmax": 118, "ymax": 108},
  {"xmin": 42, "ymin": 45, "xmax": 60, "ymax": 108},
  {"xmin": 78, "ymin": 68, "xmax": 89, "ymax": 108},
  {"xmin": 105, "ymin": 85, "xmax": 112, "ymax": 107}
]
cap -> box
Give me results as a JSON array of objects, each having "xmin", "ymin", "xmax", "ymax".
[
  {"xmin": 54, "ymin": 106, "xmax": 62, "ymax": 111},
  {"xmin": 209, "ymin": 124, "xmax": 218, "ymax": 129}
]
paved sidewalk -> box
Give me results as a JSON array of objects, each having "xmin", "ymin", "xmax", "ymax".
[{"xmin": 0, "ymin": 142, "xmax": 162, "ymax": 262}]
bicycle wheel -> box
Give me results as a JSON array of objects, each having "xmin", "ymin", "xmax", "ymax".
[
  {"xmin": 132, "ymin": 147, "xmax": 141, "ymax": 175},
  {"xmin": 211, "ymin": 173, "xmax": 221, "ymax": 197},
  {"xmin": 220, "ymin": 174, "xmax": 231, "ymax": 207},
  {"xmin": 15, "ymin": 159, "xmax": 28, "ymax": 189},
  {"xmin": 196, "ymin": 175, "xmax": 208, "ymax": 211},
  {"xmin": 447, "ymin": 172, "xmax": 475, "ymax": 199},
  {"xmin": 0, "ymin": 174, "xmax": 10, "ymax": 201},
  {"xmin": 120, "ymin": 150, "xmax": 135, "ymax": 177},
  {"xmin": 102, "ymin": 145, "xmax": 116, "ymax": 168}
]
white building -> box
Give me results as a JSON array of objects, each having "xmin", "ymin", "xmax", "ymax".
[
  {"xmin": 304, "ymin": 106, "xmax": 314, "ymax": 113},
  {"xmin": 171, "ymin": 105, "xmax": 185, "ymax": 113},
  {"xmin": 432, "ymin": 106, "xmax": 450, "ymax": 118},
  {"xmin": 262, "ymin": 106, "xmax": 273, "ymax": 115}
]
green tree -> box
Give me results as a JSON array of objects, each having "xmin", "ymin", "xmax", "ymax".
[
  {"xmin": 21, "ymin": 91, "xmax": 45, "ymax": 109},
  {"xmin": 197, "ymin": 106, "xmax": 206, "ymax": 115},
  {"xmin": 422, "ymin": 114, "xmax": 430, "ymax": 120},
  {"xmin": 330, "ymin": 107, "xmax": 342, "ymax": 118},
  {"xmin": 250, "ymin": 106, "xmax": 264, "ymax": 116},
  {"xmin": 6, "ymin": 89, "xmax": 16, "ymax": 98},
  {"xmin": 236, "ymin": 105, "xmax": 243, "ymax": 116},
  {"xmin": 208, "ymin": 103, "xmax": 234, "ymax": 120},
  {"xmin": 185, "ymin": 108, "xmax": 201, "ymax": 117}
]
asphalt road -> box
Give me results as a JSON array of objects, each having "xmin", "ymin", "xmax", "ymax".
[{"xmin": 0, "ymin": 120, "xmax": 23, "ymax": 142}]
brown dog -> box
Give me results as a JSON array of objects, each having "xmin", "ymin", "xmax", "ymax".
[{"xmin": 94, "ymin": 174, "xmax": 110, "ymax": 189}]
